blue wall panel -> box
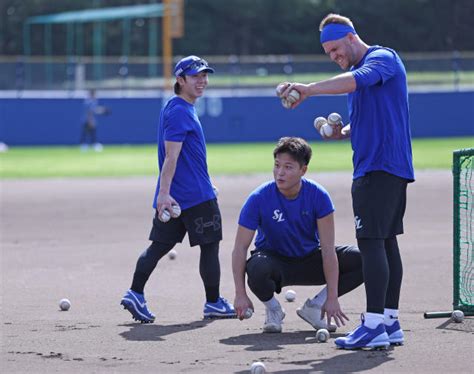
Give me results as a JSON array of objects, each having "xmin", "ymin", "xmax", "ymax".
[{"xmin": 0, "ymin": 91, "xmax": 472, "ymax": 145}]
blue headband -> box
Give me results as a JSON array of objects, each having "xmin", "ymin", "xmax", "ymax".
[{"xmin": 320, "ymin": 23, "xmax": 357, "ymax": 44}]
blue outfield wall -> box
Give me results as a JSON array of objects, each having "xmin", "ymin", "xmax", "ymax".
[{"xmin": 0, "ymin": 91, "xmax": 473, "ymax": 145}]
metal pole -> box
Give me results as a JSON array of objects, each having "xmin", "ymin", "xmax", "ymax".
[
  {"xmin": 162, "ymin": 0, "xmax": 172, "ymax": 91},
  {"xmin": 93, "ymin": 22, "xmax": 103, "ymax": 83},
  {"xmin": 45, "ymin": 23, "xmax": 52, "ymax": 88},
  {"xmin": 22, "ymin": 23, "xmax": 31, "ymax": 89},
  {"xmin": 148, "ymin": 18, "xmax": 158, "ymax": 77},
  {"xmin": 66, "ymin": 22, "xmax": 74, "ymax": 92}
]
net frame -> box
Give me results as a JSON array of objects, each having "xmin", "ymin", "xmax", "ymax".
[{"xmin": 453, "ymin": 148, "xmax": 474, "ymax": 312}]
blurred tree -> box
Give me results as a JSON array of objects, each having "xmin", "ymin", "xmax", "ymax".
[{"xmin": 1, "ymin": 0, "xmax": 473, "ymax": 56}]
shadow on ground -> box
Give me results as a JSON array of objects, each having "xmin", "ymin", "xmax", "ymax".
[
  {"xmin": 436, "ymin": 317, "xmax": 474, "ymax": 333},
  {"xmin": 220, "ymin": 331, "xmax": 352, "ymax": 351},
  {"xmin": 119, "ymin": 320, "xmax": 212, "ymax": 341},
  {"xmin": 234, "ymin": 350, "xmax": 394, "ymax": 374}
]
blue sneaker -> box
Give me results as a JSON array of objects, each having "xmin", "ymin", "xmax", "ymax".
[
  {"xmin": 203, "ymin": 297, "xmax": 237, "ymax": 319},
  {"xmin": 335, "ymin": 315, "xmax": 389, "ymax": 350},
  {"xmin": 386, "ymin": 319, "xmax": 404, "ymax": 345},
  {"xmin": 120, "ymin": 289, "xmax": 155, "ymax": 323}
]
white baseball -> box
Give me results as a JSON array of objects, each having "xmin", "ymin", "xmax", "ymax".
[
  {"xmin": 243, "ymin": 308, "xmax": 253, "ymax": 319},
  {"xmin": 327, "ymin": 112, "xmax": 342, "ymax": 126},
  {"xmin": 250, "ymin": 361, "xmax": 266, "ymax": 374},
  {"xmin": 452, "ymin": 310, "xmax": 464, "ymax": 323},
  {"xmin": 281, "ymin": 97, "xmax": 292, "ymax": 109},
  {"xmin": 320, "ymin": 123, "xmax": 333, "ymax": 138},
  {"xmin": 171, "ymin": 204, "xmax": 181, "ymax": 218},
  {"xmin": 285, "ymin": 289, "xmax": 296, "ymax": 302},
  {"xmin": 59, "ymin": 298, "xmax": 71, "ymax": 311},
  {"xmin": 313, "ymin": 116, "xmax": 327, "ymax": 132},
  {"xmin": 276, "ymin": 82, "xmax": 290, "ymax": 97},
  {"xmin": 168, "ymin": 249, "xmax": 177, "ymax": 260},
  {"xmin": 212, "ymin": 185, "xmax": 219, "ymax": 197},
  {"xmin": 281, "ymin": 89, "xmax": 300, "ymax": 109},
  {"xmin": 159, "ymin": 209, "xmax": 171, "ymax": 223},
  {"xmin": 316, "ymin": 328, "xmax": 330, "ymax": 342}
]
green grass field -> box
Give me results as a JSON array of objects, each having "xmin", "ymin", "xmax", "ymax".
[
  {"xmin": 109, "ymin": 71, "xmax": 474, "ymax": 89},
  {"xmin": 0, "ymin": 138, "xmax": 472, "ymax": 178},
  {"xmin": 210, "ymin": 71, "xmax": 474, "ymax": 88}
]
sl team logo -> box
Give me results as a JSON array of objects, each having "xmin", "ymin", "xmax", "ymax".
[
  {"xmin": 272, "ymin": 209, "xmax": 285, "ymax": 222},
  {"xmin": 354, "ymin": 215, "xmax": 363, "ymax": 230}
]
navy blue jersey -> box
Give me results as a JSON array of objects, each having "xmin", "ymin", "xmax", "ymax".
[
  {"xmin": 349, "ymin": 46, "xmax": 415, "ymax": 181},
  {"xmin": 239, "ymin": 178, "xmax": 335, "ymax": 258},
  {"xmin": 152, "ymin": 96, "xmax": 215, "ymax": 210},
  {"xmin": 81, "ymin": 97, "xmax": 99, "ymax": 126}
]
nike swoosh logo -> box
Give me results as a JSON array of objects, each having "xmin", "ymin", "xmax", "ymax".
[
  {"xmin": 350, "ymin": 332, "xmax": 368, "ymax": 343},
  {"xmin": 128, "ymin": 293, "xmax": 146, "ymax": 308},
  {"xmin": 206, "ymin": 305, "xmax": 227, "ymax": 313}
]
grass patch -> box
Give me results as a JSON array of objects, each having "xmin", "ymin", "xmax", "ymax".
[
  {"xmin": 107, "ymin": 71, "xmax": 474, "ymax": 89},
  {"xmin": 0, "ymin": 137, "xmax": 472, "ymax": 178}
]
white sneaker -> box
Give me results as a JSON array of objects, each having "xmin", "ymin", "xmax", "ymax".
[
  {"xmin": 263, "ymin": 306, "xmax": 286, "ymax": 333},
  {"xmin": 296, "ymin": 298, "xmax": 337, "ymax": 332}
]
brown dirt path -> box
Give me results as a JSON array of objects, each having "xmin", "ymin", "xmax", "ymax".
[{"xmin": 1, "ymin": 171, "xmax": 472, "ymax": 373}]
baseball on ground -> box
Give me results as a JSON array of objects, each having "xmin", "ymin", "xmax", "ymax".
[
  {"xmin": 452, "ymin": 310, "xmax": 464, "ymax": 323},
  {"xmin": 59, "ymin": 298, "xmax": 71, "ymax": 311},
  {"xmin": 168, "ymin": 249, "xmax": 177, "ymax": 260},
  {"xmin": 285, "ymin": 289, "xmax": 296, "ymax": 302},
  {"xmin": 316, "ymin": 328, "xmax": 330, "ymax": 342},
  {"xmin": 250, "ymin": 361, "xmax": 266, "ymax": 374}
]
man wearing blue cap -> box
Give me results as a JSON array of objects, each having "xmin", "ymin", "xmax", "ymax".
[
  {"xmin": 121, "ymin": 55, "xmax": 236, "ymax": 322},
  {"xmin": 278, "ymin": 14, "xmax": 414, "ymax": 350}
]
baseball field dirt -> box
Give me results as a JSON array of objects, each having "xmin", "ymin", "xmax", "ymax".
[{"xmin": 1, "ymin": 170, "xmax": 472, "ymax": 373}]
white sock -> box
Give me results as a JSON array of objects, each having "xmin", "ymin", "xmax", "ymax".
[
  {"xmin": 263, "ymin": 296, "xmax": 280, "ymax": 311},
  {"xmin": 309, "ymin": 287, "xmax": 327, "ymax": 307},
  {"xmin": 364, "ymin": 312, "xmax": 384, "ymax": 329},
  {"xmin": 384, "ymin": 308, "xmax": 399, "ymax": 326}
]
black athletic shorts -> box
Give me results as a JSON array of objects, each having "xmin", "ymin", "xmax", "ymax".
[
  {"xmin": 352, "ymin": 171, "xmax": 408, "ymax": 239},
  {"xmin": 149, "ymin": 199, "xmax": 222, "ymax": 247}
]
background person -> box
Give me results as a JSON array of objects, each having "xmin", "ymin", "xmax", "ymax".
[
  {"xmin": 79, "ymin": 89, "xmax": 109, "ymax": 152},
  {"xmin": 121, "ymin": 55, "xmax": 235, "ymax": 323},
  {"xmin": 232, "ymin": 137, "xmax": 363, "ymax": 333},
  {"xmin": 279, "ymin": 13, "xmax": 415, "ymax": 349}
]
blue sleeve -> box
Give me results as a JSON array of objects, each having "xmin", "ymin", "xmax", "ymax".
[
  {"xmin": 352, "ymin": 49, "xmax": 397, "ymax": 88},
  {"xmin": 315, "ymin": 185, "xmax": 335, "ymax": 219},
  {"xmin": 238, "ymin": 192, "xmax": 260, "ymax": 231},
  {"xmin": 163, "ymin": 105, "xmax": 188, "ymax": 142}
]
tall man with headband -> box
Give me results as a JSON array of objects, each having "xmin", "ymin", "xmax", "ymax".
[
  {"xmin": 278, "ymin": 14, "xmax": 415, "ymax": 350},
  {"xmin": 121, "ymin": 55, "xmax": 236, "ymax": 322}
]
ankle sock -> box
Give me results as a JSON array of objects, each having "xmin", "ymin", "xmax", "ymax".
[
  {"xmin": 263, "ymin": 296, "xmax": 280, "ymax": 311},
  {"xmin": 364, "ymin": 312, "xmax": 385, "ymax": 329},
  {"xmin": 384, "ymin": 308, "xmax": 399, "ymax": 326}
]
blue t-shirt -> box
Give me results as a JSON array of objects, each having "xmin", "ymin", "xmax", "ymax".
[
  {"xmin": 238, "ymin": 178, "xmax": 335, "ymax": 258},
  {"xmin": 152, "ymin": 96, "xmax": 215, "ymax": 210},
  {"xmin": 81, "ymin": 98, "xmax": 99, "ymax": 125},
  {"xmin": 349, "ymin": 46, "xmax": 415, "ymax": 181}
]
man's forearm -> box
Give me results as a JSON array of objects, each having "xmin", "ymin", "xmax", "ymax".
[
  {"xmin": 308, "ymin": 72, "xmax": 356, "ymax": 96},
  {"xmin": 322, "ymin": 252, "xmax": 340, "ymax": 299},
  {"xmin": 159, "ymin": 157, "xmax": 178, "ymax": 194},
  {"xmin": 232, "ymin": 247, "xmax": 248, "ymax": 296}
]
